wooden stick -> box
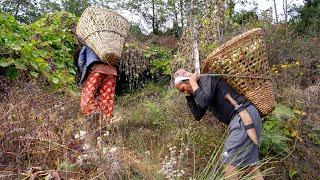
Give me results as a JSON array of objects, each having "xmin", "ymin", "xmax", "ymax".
[{"xmin": 199, "ymin": 73, "xmax": 272, "ymax": 80}]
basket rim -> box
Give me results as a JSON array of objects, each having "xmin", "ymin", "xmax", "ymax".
[
  {"xmin": 75, "ymin": 6, "xmax": 130, "ymax": 38},
  {"xmin": 79, "ymin": 6, "xmax": 129, "ymax": 25},
  {"xmin": 201, "ymin": 28, "xmax": 264, "ymax": 72}
]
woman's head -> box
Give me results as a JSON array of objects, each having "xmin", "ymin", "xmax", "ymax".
[{"xmin": 173, "ymin": 69, "xmax": 193, "ymax": 94}]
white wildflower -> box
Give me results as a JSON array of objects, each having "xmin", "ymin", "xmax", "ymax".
[
  {"xmin": 76, "ymin": 153, "xmax": 88, "ymax": 165},
  {"xmin": 102, "ymin": 147, "xmax": 108, "ymax": 155},
  {"xmin": 83, "ymin": 144, "xmax": 90, "ymax": 150},
  {"xmin": 109, "ymin": 147, "xmax": 117, "ymax": 153},
  {"xmin": 103, "ymin": 131, "xmax": 110, "ymax": 137},
  {"xmin": 158, "ymin": 145, "xmax": 187, "ymax": 179},
  {"xmin": 76, "ymin": 156, "xmax": 83, "ymax": 165},
  {"xmin": 74, "ymin": 130, "xmax": 87, "ymax": 140}
]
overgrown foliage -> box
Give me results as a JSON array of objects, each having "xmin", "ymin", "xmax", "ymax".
[
  {"xmin": 293, "ymin": 0, "xmax": 320, "ymax": 35},
  {"xmin": 260, "ymin": 105, "xmax": 299, "ymax": 155},
  {"xmin": 144, "ymin": 45, "xmax": 173, "ymax": 76},
  {"xmin": 0, "ymin": 12, "xmax": 77, "ymax": 86},
  {"xmin": 0, "ymin": 0, "xmax": 41, "ymax": 24}
]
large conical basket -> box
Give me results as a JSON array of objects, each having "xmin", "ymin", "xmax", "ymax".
[
  {"xmin": 201, "ymin": 28, "xmax": 276, "ymax": 116},
  {"xmin": 76, "ymin": 7, "xmax": 130, "ymax": 65}
]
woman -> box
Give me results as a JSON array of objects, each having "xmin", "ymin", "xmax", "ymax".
[{"xmin": 76, "ymin": 46, "xmax": 117, "ymax": 124}]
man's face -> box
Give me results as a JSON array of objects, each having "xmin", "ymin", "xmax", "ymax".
[{"xmin": 175, "ymin": 81, "xmax": 193, "ymax": 94}]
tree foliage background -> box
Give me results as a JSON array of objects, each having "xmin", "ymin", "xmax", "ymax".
[{"xmin": 0, "ymin": 0, "xmax": 319, "ymax": 86}]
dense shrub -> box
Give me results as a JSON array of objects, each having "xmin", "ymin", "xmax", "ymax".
[
  {"xmin": 293, "ymin": 0, "xmax": 320, "ymax": 35},
  {"xmin": 0, "ymin": 12, "xmax": 77, "ymax": 86},
  {"xmin": 260, "ymin": 104, "xmax": 300, "ymax": 155}
]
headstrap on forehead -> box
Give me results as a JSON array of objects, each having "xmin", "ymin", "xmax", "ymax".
[{"xmin": 174, "ymin": 76, "xmax": 189, "ymax": 85}]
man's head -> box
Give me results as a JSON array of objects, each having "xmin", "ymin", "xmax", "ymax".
[{"xmin": 173, "ymin": 69, "xmax": 193, "ymax": 94}]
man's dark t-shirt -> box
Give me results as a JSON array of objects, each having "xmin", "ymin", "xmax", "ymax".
[{"xmin": 186, "ymin": 75, "xmax": 246, "ymax": 125}]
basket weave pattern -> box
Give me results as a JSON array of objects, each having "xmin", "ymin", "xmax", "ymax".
[
  {"xmin": 201, "ymin": 28, "xmax": 276, "ymax": 115},
  {"xmin": 76, "ymin": 7, "xmax": 130, "ymax": 65}
]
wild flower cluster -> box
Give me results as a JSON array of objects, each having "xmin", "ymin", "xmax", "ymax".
[
  {"xmin": 73, "ymin": 129, "xmax": 120, "ymax": 169},
  {"xmin": 271, "ymin": 61, "xmax": 302, "ymax": 76},
  {"xmin": 158, "ymin": 144, "xmax": 189, "ymax": 179}
]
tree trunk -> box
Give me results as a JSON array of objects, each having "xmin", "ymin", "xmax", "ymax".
[
  {"xmin": 179, "ymin": 0, "xmax": 184, "ymax": 28},
  {"xmin": 152, "ymin": 0, "xmax": 158, "ymax": 35},
  {"xmin": 283, "ymin": 0, "xmax": 288, "ymax": 36},
  {"xmin": 172, "ymin": 0, "xmax": 178, "ymax": 30},
  {"xmin": 273, "ymin": 0, "xmax": 279, "ymax": 24},
  {"xmin": 14, "ymin": 0, "xmax": 22, "ymax": 18}
]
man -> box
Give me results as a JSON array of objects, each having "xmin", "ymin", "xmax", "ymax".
[{"xmin": 174, "ymin": 69, "xmax": 263, "ymax": 180}]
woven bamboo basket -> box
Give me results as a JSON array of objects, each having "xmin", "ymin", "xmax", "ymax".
[
  {"xmin": 76, "ymin": 7, "xmax": 130, "ymax": 65},
  {"xmin": 201, "ymin": 28, "xmax": 276, "ymax": 116}
]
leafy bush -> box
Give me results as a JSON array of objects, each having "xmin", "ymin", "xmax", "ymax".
[
  {"xmin": 143, "ymin": 45, "xmax": 173, "ymax": 76},
  {"xmin": 128, "ymin": 24, "xmax": 147, "ymax": 41},
  {"xmin": 293, "ymin": 0, "xmax": 320, "ymax": 35},
  {"xmin": 260, "ymin": 104, "xmax": 299, "ymax": 155},
  {"xmin": 0, "ymin": 12, "xmax": 77, "ymax": 86},
  {"xmin": 231, "ymin": 10, "xmax": 259, "ymax": 25}
]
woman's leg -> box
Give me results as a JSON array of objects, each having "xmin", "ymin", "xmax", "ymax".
[
  {"xmin": 80, "ymin": 71, "xmax": 104, "ymax": 115},
  {"xmin": 97, "ymin": 75, "xmax": 116, "ymax": 124}
]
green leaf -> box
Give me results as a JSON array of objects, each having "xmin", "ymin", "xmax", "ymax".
[
  {"xmin": 14, "ymin": 59, "xmax": 27, "ymax": 70},
  {"xmin": 10, "ymin": 44, "xmax": 21, "ymax": 51},
  {"xmin": 6, "ymin": 67, "xmax": 19, "ymax": 79},
  {"xmin": 289, "ymin": 169, "xmax": 297, "ymax": 179},
  {"xmin": 271, "ymin": 104, "xmax": 295, "ymax": 120},
  {"xmin": 51, "ymin": 77, "xmax": 59, "ymax": 84},
  {"xmin": 0, "ymin": 58, "xmax": 15, "ymax": 67},
  {"xmin": 68, "ymin": 67, "xmax": 76, "ymax": 75},
  {"xmin": 34, "ymin": 57, "xmax": 46, "ymax": 63},
  {"xmin": 59, "ymin": 162, "xmax": 75, "ymax": 171},
  {"xmin": 30, "ymin": 71, "xmax": 38, "ymax": 77},
  {"xmin": 55, "ymin": 62, "xmax": 65, "ymax": 69},
  {"xmin": 144, "ymin": 53, "xmax": 152, "ymax": 58}
]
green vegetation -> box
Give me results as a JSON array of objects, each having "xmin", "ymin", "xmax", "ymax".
[
  {"xmin": 260, "ymin": 105, "xmax": 298, "ymax": 155},
  {"xmin": 144, "ymin": 45, "xmax": 173, "ymax": 76},
  {"xmin": 293, "ymin": 0, "xmax": 320, "ymax": 35},
  {"xmin": 0, "ymin": 12, "xmax": 77, "ymax": 86}
]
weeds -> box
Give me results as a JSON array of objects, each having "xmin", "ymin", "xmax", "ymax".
[
  {"xmin": 260, "ymin": 104, "xmax": 300, "ymax": 156},
  {"xmin": 0, "ymin": 77, "xmax": 318, "ymax": 179}
]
